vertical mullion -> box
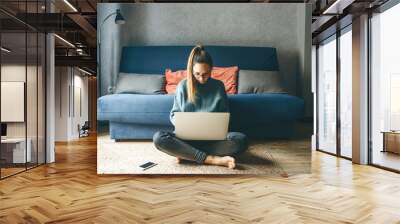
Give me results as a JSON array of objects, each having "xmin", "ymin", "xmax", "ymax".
[
  {"xmin": 44, "ymin": 0, "xmax": 48, "ymax": 164},
  {"xmin": 25, "ymin": 0, "xmax": 28, "ymax": 171},
  {"xmin": 0, "ymin": 17, "xmax": 2, "ymax": 179},
  {"xmin": 316, "ymin": 44, "xmax": 320, "ymax": 150},
  {"xmin": 36, "ymin": 0, "xmax": 39, "ymax": 167},
  {"xmin": 336, "ymin": 29, "xmax": 341, "ymax": 157},
  {"xmin": 73, "ymin": 68, "xmax": 75, "ymax": 118},
  {"xmin": 60, "ymin": 67, "xmax": 62, "ymax": 117},
  {"xmin": 367, "ymin": 11, "xmax": 373, "ymax": 165},
  {"xmin": 44, "ymin": 34, "xmax": 47, "ymax": 164}
]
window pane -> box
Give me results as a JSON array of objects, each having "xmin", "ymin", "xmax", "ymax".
[
  {"xmin": 318, "ymin": 36, "xmax": 337, "ymax": 154},
  {"xmin": 38, "ymin": 33, "xmax": 46, "ymax": 165},
  {"xmin": 1, "ymin": 31, "xmax": 28, "ymax": 177},
  {"xmin": 340, "ymin": 28, "xmax": 352, "ymax": 158},
  {"xmin": 371, "ymin": 3, "xmax": 400, "ymax": 171}
]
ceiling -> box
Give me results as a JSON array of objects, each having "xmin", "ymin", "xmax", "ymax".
[{"xmin": 0, "ymin": 0, "xmax": 391, "ymax": 75}]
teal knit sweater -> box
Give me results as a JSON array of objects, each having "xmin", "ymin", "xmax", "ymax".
[{"xmin": 170, "ymin": 78, "xmax": 229, "ymax": 125}]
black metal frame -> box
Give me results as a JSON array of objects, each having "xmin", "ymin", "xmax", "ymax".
[
  {"xmin": 0, "ymin": 0, "xmax": 47, "ymax": 180},
  {"xmin": 44, "ymin": 0, "xmax": 47, "ymax": 165},
  {"xmin": 25, "ymin": 1, "xmax": 28, "ymax": 172},
  {"xmin": 367, "ymin": 10, "xmax": 373, "ymax": 166},
  {"xmin": 315, "ymin": 22, "xmax": 353, "ymax": 162},
  {"xmin": 315, "ymin": 44, "xmax": 319, "ymax": 151},
  {"xmin": 0, "ymin": 14, "xmax": 2, "ymax": 179},
  {"xmin": 336, "ymin": 26, "xmax": 341, "ymax": 158}
]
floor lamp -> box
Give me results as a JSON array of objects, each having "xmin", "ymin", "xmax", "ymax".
[{"xmin": 97, "ymin": 9, "xmax": 125, "ymax": 95}]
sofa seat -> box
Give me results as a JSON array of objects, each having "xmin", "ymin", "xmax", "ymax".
[
  {"xmin": 229, "ymin": 94, "xmax": 304, "ymax": 126},
  {"xmin": 98, "ymin": 93, "xmax": 304, "ymax": 128},
  {"xmin": 98, "ymin": 94, "xmax": 174, "ymax": 125}
]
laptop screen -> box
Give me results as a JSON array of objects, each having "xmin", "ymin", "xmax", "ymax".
[{"xmin": 1, "ymin": 123, "xmax": 7, "ymax": 137}]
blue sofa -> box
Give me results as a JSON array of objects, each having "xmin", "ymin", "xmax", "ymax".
[{"xmin": 98, "ymin": 46, "xmax": 304, "ymax": 140}]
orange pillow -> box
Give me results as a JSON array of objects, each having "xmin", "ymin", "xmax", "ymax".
[
  {"xmin": 165, "ymin": 69, "xmax": 187, "ymax": 94},
  {"xmin": 165, "ymin": 66, "xmax": 239, "ymax": 94},
  {"xmin": 211, "ymin": 66, "xmax": 238, "ymax": 94}
]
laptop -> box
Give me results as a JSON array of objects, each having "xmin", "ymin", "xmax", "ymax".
[{"xmin": 174, "ymin": 112, "xmax": 230, "ymax": 140}]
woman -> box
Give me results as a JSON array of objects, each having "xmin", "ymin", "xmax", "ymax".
[{"xmin": 153, "ymin": 45, "xmax": 248, "ymax": 169}]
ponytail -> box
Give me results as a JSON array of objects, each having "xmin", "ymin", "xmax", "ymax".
[
  {"xmin": 186, "ymin": 45, "xmax": 212, "ymax": 103},
  {"xmin": 187, "ymin": 45, "xmax": 202, "ymax": 103}
]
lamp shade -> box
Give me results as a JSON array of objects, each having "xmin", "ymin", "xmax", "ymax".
[{"xmin": 115, "ymin": 9, "xmax": 125, "ymax": 25}]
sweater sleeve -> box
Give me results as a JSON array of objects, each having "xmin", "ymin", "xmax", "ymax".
[
  {"xmin": 218, "ymin": 82, "xmax": 230, "ymax": 112},
  {"xmin": 170, "ymin": 81, "xmax": 185, "ymax": 125}
]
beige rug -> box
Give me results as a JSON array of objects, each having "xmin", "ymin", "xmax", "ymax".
[{"xmin": 97, "ymin": 134, "xmax": 310, "ymax": 176}]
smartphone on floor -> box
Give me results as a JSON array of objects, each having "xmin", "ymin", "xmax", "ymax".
[{"xmin": 139, "ymin": 161, "xmax": 157, "ymax": 170}]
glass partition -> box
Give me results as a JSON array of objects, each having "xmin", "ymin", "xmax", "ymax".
[
  {"xmin": 339, "ymin": 27, "xmax": 352, "ymax": 158},
  {"xmin": 0, "ymin": 1, "xmax": 46, "ymax": 179},
  {"xmin": 27, "ymin": 30, "xmax": 38, "ymax": 169},
  {"xmin": 1, "ymin": 30, "xmax": 28, "ymax": 177},
  {"xmin": 38, "ymin": 32, "xmax": 46, "ymax": 165},
  {"xmin": 370, "ymin": 3, "xmax": 400, "ymax": 171},
  {"xmin": 317, "ymin": 35, "xmax": 337, "ymax": 154},
  {"xmin": 316, "ymin": 25, "xmax": 353, "ymax": 159}
]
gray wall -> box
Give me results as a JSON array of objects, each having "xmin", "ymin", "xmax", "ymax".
[{"xmin": 98, "ymin": 3, "xmax": 312, "ymax": 116}]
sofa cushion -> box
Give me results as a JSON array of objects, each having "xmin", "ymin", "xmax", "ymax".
[
  {"xmin": 238, "ymin": 70, "xmax": 287, "ymax": 94},
  {"xmin": 165, "ymin": 69, "xmax": 187, "ymax": 94},
  {"xmin": 165, "ymin": 66, "xmax": 238, "ymax": 94},
  {"xmin": 228, "ymin": 94, "xmax": 304, "ymax": 126},
  {"xmin": 211, "ymin": 66, "xmax": 238, "ymax": 94},
  {"xmin": 98, "ymin": 93, "xmax": 304, "ymax": 126},
  {"xmin": 115, "ymin": 73, "xmax": 166, "ymax": 94},
  {"xmin": 98, "ymin": 94, "xmax": 174, "ymax": 125}
]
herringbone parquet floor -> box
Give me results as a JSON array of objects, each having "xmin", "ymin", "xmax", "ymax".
[{"xmin": 1, "ymin": 135, "xmax": 400, "ymax": 224}]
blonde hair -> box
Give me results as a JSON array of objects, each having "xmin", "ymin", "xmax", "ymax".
[{"xmin": 186, "ymin": 45, "xmax": 213, "ymax": 103}]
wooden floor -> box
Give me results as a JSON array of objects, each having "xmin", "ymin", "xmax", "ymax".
[
  {"xmin": 372, "ymin": 151, "xmax": 400, "ymax": 171},
  {"xmin": 0, "ymin": 167, "xmax": 26, "ymax": 178},
  {"xmin": 1, "ymin": 135, "xmax": 400, "ymax": 223}
]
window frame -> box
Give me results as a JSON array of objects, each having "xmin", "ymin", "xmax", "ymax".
[
  {"xmin": 367, "ymin": 0, "xmax": 400, "ymax": 173},
  {"xmin": 315, "ymin": 24, "xmax": 353, "ymax": 161}
]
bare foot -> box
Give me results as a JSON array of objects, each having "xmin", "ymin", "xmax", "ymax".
[
  {"xmin": 205, "ymin": 155, "xmax": 236, "ymax": 169},
  {"xmin": 176, "ymin": 157, "xmax": 182, "ymax": 163}
]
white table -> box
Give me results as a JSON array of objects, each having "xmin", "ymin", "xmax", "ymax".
[{"xmin": 1, "ymin": 138, "xmax": 31, "ymax": 163}]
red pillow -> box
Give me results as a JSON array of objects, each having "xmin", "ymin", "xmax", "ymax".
[
  {"xmin": 165, "ymin": 69, "xmax": 187, "ymax": 94},
  {"xmin": 211, "ymin": 66, "xmax": 238, "ymax": 94},
  {"xmin": 165, "ymin": 66, "xmax": 238, "ymax": 94}
]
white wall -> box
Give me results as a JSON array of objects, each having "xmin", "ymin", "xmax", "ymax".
[
  {"xmin": 55, "ymin": 67, "xmax": 68, "ymax": 141},
  {"xmin": 55, "ymin": 67, "xmax": 89, "ymax": 141},
  {"xmin": 72, "ymin": 73, "xmax": 89, "ymax": 138}
]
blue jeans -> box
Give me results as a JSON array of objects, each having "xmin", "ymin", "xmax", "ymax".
[{"xmin": 153, "ymin": 131, "xmax": 249, "ymax": 164}]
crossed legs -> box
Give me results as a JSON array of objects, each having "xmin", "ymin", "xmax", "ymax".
[{"xmin": 153, "ymin": 131, "xmax": 249, "ymax": 169}]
